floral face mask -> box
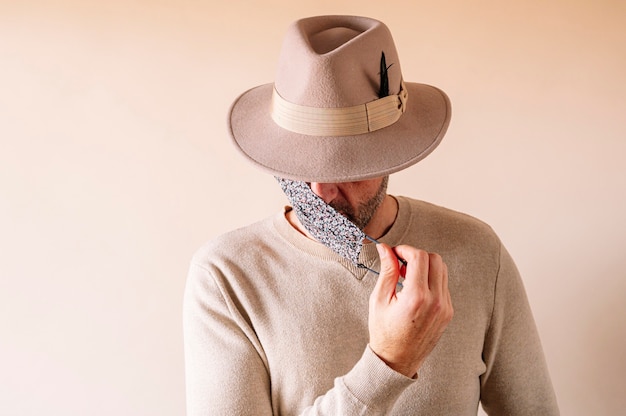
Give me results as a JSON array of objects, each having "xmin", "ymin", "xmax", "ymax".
[
  {"xmin": 276, "ymin": 177, "xmax": 406, "ymax": 287},
  {"xmin": 276, "ymin": 177, "xmax": 373, "ymax": 268}
]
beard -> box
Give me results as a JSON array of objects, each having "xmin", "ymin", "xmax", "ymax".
[{"xmin": 329, "ymin": 176, "xmax": 389, "ymax": 230}]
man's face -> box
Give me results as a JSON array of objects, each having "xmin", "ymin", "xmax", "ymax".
[{"xmin": 309, "ymin": 176, "xmax": 389, "ymax": 230}]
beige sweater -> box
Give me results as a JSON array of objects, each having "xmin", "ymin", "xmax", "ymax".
[{"xmin": 183, "ymin": 197, "xmax": 559, "ymax": 415}]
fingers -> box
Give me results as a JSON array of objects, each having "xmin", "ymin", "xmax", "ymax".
[
  {"xmin": 368, "ymin": 244, "xmax": 453, "ymax": 378},
  {"xmin": 392, "ymin": 245, "xmax": 430, "ymax": 295},
  {"xmin": 390, "ymin": 246, "xmax": 448, "ymax": 298},
  {"xmin": 372, "ymin": 243, "xmax": 450, "ymax": 307},
  {"xmin": 427, "ymin": 252, "xmax": 445, "ymax": 294},
  {"xmin": 372, "ymin": 243, "xmax": 400, "ymax": 303},
  {"xmin": 441, "ymin": 261, "xmax": 449, "ymax": 298}
]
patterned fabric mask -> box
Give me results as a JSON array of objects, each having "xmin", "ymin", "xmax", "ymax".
[
  {"xmin": 276, "ymin": 177, "xmax": 368, "ymax": 265},
  {"xmin": 277, "ymin": 177, "xmax": 406, "ymax": 287}
]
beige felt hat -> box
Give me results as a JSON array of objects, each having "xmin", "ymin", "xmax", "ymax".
[{"xmin": 228, "ymin": 15, "xmax": 451, "ymax": 183}]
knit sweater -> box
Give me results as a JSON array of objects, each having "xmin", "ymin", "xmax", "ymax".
[{"xmin": 183, "ymin": 196, "xmax": 559, "ymax": 415}]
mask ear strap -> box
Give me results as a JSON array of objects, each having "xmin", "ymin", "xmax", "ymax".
[
  {"xmin": 357, "ymin": 263, "xmax": 379, "ymax": 275},
  {"xmin": 357, "ymin": 262, "xmax": 404, "ymax": 291},
  {"xmin": 364, "ymin": 235, "xmax": 407, "ymax": 267}
]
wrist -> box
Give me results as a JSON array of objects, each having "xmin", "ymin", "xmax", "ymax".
[{"xmin": 369, "ymin": 344, "xmax": 419, "ymax": 379}]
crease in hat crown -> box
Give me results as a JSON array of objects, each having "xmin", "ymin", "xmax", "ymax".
[
  {"xmin": 227, "ymin": 15, "xmax": 452, "ymax": 183},
  {"xmin": 273, "ymin": 16, "xmax": 404, "ymax": 111}
]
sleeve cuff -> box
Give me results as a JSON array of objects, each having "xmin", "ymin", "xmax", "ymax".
[{"xmin": 339, "ymin": 345, "xmax": 416, "ymax": 409}]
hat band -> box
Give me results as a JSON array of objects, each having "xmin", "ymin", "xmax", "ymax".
[{"xmin": 271, "ymin": 82, "xmax": 408, "ymax": 136}]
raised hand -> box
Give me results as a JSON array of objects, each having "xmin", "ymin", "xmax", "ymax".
[{"xmin": 368, "ymin": 243, "xmax": 454, "ymax": 378}]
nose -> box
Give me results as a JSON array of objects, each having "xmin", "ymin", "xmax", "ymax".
[{"xmin": 309, "ymin": 182, "xmax": 338, "ymax": 204}]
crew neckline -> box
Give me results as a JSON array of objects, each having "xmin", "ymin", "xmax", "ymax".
[{"xmin": 272, "ymin": 196, "xmax": 414, "ymax": 279}]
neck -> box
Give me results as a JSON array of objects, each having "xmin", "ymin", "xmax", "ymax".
[
  {"xmin": 286, "ymin": 194, "xmax": 399, "ymax": 242},
  {"xmin": 362, "ymin": 194, "xmax": 398, "ymax": 240}
]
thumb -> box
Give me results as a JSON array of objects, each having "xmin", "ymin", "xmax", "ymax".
[{"xmin": 373, "ymin": 243, "xmax": 400, "ymax": 302}]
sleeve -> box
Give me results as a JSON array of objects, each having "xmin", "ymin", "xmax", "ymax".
[
  {"xmin": 479, "ymin": 244, "xmax": 560, "ymax": 415},
  {"xmin": 302, "ymin": 346, "xmax": 415, "ymax": 415},
  {"xmin": 183, "ymin": 262, "xmax": 273, "ymax": 416},
  {"xmin": 183, "ymin": 261, "xmax": 414, "ymax": 416}
]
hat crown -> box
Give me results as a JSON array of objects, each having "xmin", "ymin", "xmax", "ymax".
[
  {"xmin": 228, "ymin": 15, "xmax": 451, "ymax": 183},
  {"xmin": 274, "ymin": 16, "xmax": 403, "ymax": 108}
]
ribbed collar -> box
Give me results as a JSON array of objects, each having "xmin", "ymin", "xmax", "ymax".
[{"xmin": 272, "ymin": 196, "xmax": 414, "ymax": 279}]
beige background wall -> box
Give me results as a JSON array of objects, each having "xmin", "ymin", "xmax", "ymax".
[{"xmin": 1, "ymin": 1, "xmax": 624, "ymax": 415}]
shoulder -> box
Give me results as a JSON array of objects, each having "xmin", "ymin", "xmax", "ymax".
[
  {"xmin": 400, "ymin": 197, "xmax": 500, "ymax": 246},
  {"xmin": 190, "ymin": 215, "xmax": 276, "ymax": 269}
]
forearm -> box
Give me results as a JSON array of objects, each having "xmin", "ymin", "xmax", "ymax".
[
  {"xmin": 183, "ymin": 264, "xmax": 413, "ymax": 415},
  {"xmin": 480, "ymin": 244, "xmax": 559, "ymax": 415},
  {"xmin": 301, "ymin": 346, "xmax": 414, "ymax": 415}
]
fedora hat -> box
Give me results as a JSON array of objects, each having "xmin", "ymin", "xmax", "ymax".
[{"xmin": 228, "ymin": 15, "xmax": 451, "ymax": 183}]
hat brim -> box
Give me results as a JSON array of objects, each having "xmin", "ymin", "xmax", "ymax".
[{"xmin": 228, "ymin": 82, "xmax": 451, "ymax": 183}]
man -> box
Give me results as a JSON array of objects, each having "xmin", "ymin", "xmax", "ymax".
[{"xmin": 183, "ymin": 15, "xmax": 559, "ymax": 415}]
